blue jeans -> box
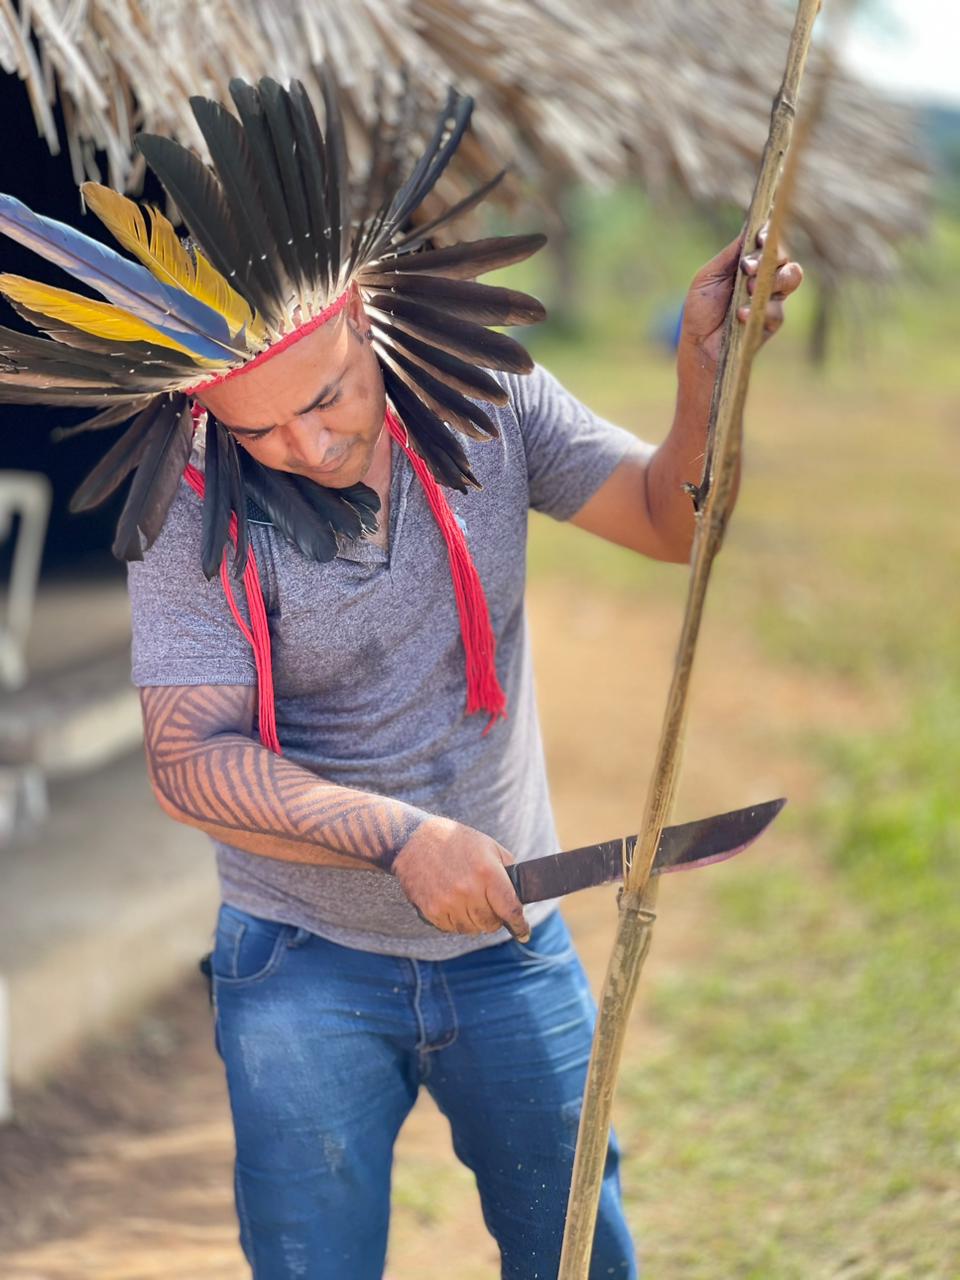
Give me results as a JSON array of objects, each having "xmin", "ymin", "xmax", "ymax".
[{"xmin": 210, "ymin": 903, "xmax": 639, "ymax": 1279}]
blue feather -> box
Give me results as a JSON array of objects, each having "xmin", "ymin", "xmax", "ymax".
[{"xmin": 0, "ymin": 193, "xmax": 242, "ymax": 362}]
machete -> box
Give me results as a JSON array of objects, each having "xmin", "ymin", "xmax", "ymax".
[{"xmin": 506, "ymin": 797, "xmax": 786, "ymax": 903}]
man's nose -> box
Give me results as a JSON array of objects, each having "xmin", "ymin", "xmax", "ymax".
[{"xmin": 282, "ymin": 413, "xmax": 331, "ymax": 464}]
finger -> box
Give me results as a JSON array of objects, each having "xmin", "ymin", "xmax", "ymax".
[
  {"xmin": 450, "ymin": 910, "xmax": 484, "ymax": 935},
  {"xmin": 417, "ymin": 904, "xmax": 462, "ymax": 934},
  {"xmin": 741, "ymin": 242, "xmax": 795, "ymax": 277},
  {"xmin": 775, "ymin": 261, "xmax": 803, "ymax": 297},
  {"xmin": 486, "ymin": 868, "xmax": 530, "ymax": 942},
  {"xmin": 736, "ymin": 299, "xmax": 784, "ymax": 334},
  {"xmin": 452, "ymin": 917, "xmax": 484, "ymax": 935},
  {"xmin": 755, "ymin": 223, "xmax": 789, "ymax": 261},
  {"xmin": 412, "ymin": 901, "xmax": 441, "ymax": 930},
  {"xmin": 465, "ymin": 898, "xmax": 504, "ymax": 934},
  {"xmin": 745, "ymin": 262, "xmax": 803, "ymax": 298},
  {"xmin": 763, "ymin": 299, "xmax": 785, "ymax": 333}
]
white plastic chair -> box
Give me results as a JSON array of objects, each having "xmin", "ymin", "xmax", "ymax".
[{"xmin": 0, "ymin": 471, "xmax": 50, "ymax": 691}]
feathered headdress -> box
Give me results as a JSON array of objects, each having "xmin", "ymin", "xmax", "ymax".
[{"xmin": 0, "ymin": 73, "xmax": 546, "ymax": 583}]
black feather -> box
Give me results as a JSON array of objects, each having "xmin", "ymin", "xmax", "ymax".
[
  {"xmin": 201, "ymin": 415, "xmax": 233, "ymax": 579},
  {"xmin": 0, "ymin": 362, "xmax": 169, "ymax": 395},
  {"xmin": 356, "ymin": 73, "xmax": 414, "ymax": 229},
  {"xmin": 256, "ymin": 79, "xmax": 316, "ymax": 296},
  {"xmin": 378, "ymin": 345, "xmax": 498, "ymax": 441},
  {"xmin": 347, "ymin": 88, "xmax": 414, "ymax": 278},
  {"xmin": 53, "ymin": 395, "xmax": 156, "ymax": 441},
  {"xmin": 390, "ymin": 170, "xmax": 507, "ymax": 254},
  {"xmin": 335, "ymin": 481, "xmax": 381, "ymax": 537},
  {"xmin": 361, "ymin": 274, "xmax": 545, "ymax": 326},
  {"xmin": 376, "ymin": 233, "xmax": 547, "ymax": 280},
  {"xmin": 287, "ymin": 79, "xmax": 330, "ymax": 292},
  {"xmin": 318, "ymin": 65, "xmax": 349, "ymax": 290},
  {"xmin": 188, "ymin": 99, "xmax": 291, "ymax": 320},
  {"xmin": 11, "ymin": 365, "xmax": 172, "ymax": 391},
  {"xmin": 365, "ymin": 295, "xmax": 534, "ymax": 372},
  {"xmin": 370, "ymin": 319, "xmax": 508, "ymax": 405},
  {"xmin": 381, "ymin": 90, "xmax": 474, "ymax": 246},
  {"xmin": 69, "ymin": 398, "xmax": 167, "ymax": 511},
  {"xmin": 112, "ymin": 395, "xmax": 192, "ymax": 559},
  {"xmin": 224, "ymin": 427, "xmax": 249, "ymax": 578},
  {"xmin": 244, "ymin": 466, "xmax": 337, "ymax": 561},
  {"xmin": 198, "ymin": 416, "xmax": 248, "ymax": 580},
  {"xmin": 135, "ymin": 133, "xmax": 268, "ymax": 320},
  {"xmin": 351, "ymin": 91, "xmax": 474, "ymax": 274},
  {"xmin": 0, "ymin": 326, "xmax": 102, "ymax": 363},
  {"xmin": 239, "ymin": 453, "xmax": 380, "ymax": 562},
  {"xmin": 380, "ymin": 364, "xmax": 478, "ymax": 492},
  {"xmin": 286, "ymin": 472, "xmax": 381, "ymax": 540},
  {"xmin": 0, "ymin": 385, "xmax": 147, "ymax": 406},
  {"xmin": 348, "ymin": 179, "xmax": 398, "ymax": 285},
  {"xmin": 0, "ymin": 325, "xmax": 183, "ymax": 387},
  {"xmin": 228, "ymin": 80, "xmax": 303, "ymax": 298}
]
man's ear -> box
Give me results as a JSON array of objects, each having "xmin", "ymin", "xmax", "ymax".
[{"xmin": 344, "ymin": 287, "xmax": 369, "ymax": 340}]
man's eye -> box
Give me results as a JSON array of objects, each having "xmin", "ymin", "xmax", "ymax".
[{"xmin": 229, "ymin": 389, "xmax": 341, "ymax": 444}]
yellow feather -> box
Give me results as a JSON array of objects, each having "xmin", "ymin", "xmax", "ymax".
[
  {"xmin": 81, "ymin": 183, "xmax": 156, "ymax": 270},
  {"xmin": 143, "ymin": 204, "xmax": 202, "ymax": 291},
  {"xmin": 82, "ymin": 181, "xmax": 259, "ymax": 342},
  {"xmin": 0, "ymin": 274, "xmax": 219, "ymax": 363},
  {"xmin": 190, "ymin": 247, "xmax": 262, "ymax": 341}
]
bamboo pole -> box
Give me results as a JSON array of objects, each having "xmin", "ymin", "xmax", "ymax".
[{"xmin": 556, "ymin": 3, "xmax": 822, "ymax": 1275}]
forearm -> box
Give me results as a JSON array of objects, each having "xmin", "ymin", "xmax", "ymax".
[
  {"xmin": 645, "ymin": 338, "xmax": 742, "ymax": 559},
  {"xmin": 143, "ymin": 686, "xmax": 426, "ymax": 869}
]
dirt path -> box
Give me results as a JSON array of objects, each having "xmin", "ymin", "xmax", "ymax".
[{"xmin": 0, "ymin": 582, "xmax": 892, "ymax": 1280}]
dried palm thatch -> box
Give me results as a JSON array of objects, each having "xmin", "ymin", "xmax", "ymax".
[
  {"xmin": 0, "ymin": 0, "xmax": 931, "ymax": 284},
  {"xmin": 621, "ymin": 0, "xmax": 932, "ymax": 285}
]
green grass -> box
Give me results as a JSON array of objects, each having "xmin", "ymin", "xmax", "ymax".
[
  {"xmin": 816, "ymin": 680, "xmax": 960, "ymax": 920},
  {"xmin": 625, "ymin": 911, "xmax": 960, "ymax": 1277},
  {"xmin": 619, "ymin": 685, "xmax": 960, "ymax": 1277},
  {"xmin": 508, "ymin": 186, "xmax": 960, "ymax": 1276}
]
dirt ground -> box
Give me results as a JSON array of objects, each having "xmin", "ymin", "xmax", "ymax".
[{"xmin": 0, "ymin": 581, "xmax": 890, "ymax": 1280}]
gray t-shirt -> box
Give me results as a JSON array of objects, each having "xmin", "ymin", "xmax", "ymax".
[{"xmin": 128, "ymin": 362, "xmax": 648, "ymax": 959}]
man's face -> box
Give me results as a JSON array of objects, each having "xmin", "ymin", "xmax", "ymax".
[{"xmin": 196, "ymin": 291, "xmax": 387, "ymax": 488}]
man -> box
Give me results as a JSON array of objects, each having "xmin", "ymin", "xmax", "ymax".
[{"xmin": 0, "ymin": 75, "xmax": 801, "ymax": 1279}]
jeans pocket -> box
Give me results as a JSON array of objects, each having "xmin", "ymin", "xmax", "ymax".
[
  {"xmin": 509, "ymin": 910, "xmax": 576, "ymax": 968},
  {"xmin": 212, "ymin": 905, "xmax": 299, "ymax": 987}
]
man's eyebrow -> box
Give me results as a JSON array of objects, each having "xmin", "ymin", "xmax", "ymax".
[{"xmin": 218, "ymin": 374, "xmax": 344, "ymax": 434}]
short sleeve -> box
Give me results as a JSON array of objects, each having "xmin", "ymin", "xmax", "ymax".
[
  {"xmin": 127, "ymin": 478, "xmax": 258, "ymax": 687},
  {"xmin": 506, "ymin": 362, "xmax": 653, "ymax": 520}
]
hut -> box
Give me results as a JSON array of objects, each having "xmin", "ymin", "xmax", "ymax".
[{"xmin": 0, "ymin": 0, "xmax": 932, "ymax": 290}]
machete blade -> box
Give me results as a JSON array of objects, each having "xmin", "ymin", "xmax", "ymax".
[{"xmin": 506, "ymin": 797, "xmax": 787, "ymax": 904}]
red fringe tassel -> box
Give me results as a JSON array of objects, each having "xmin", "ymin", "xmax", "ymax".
[
  {"xmin": 385, "ymin": 406, "xmax": 507, "ymax": 733},
  {"xmin": 183, "ymin": 462, "xmax": 282, "ymax": 755}
]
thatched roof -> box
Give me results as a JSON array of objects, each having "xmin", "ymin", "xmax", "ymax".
[
  {"xmin": 621, "ymin": 0, "xmax": 932, "ymax": 284},
  {"xmin": 0, "ymin": 0, "xmax": 931, "ymax": 284}
]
